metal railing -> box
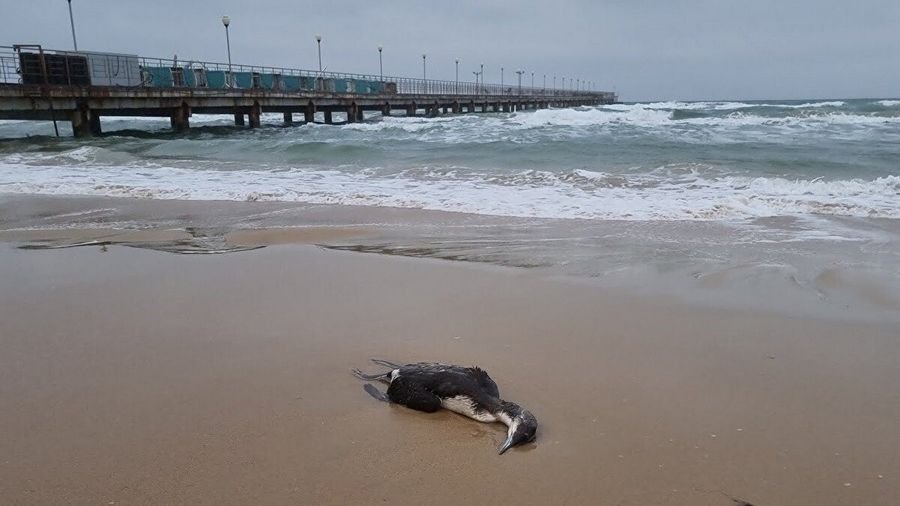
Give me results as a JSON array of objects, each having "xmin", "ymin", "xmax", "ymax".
[
  {"xmin": 0, "ymin": 47, "xmax": 19, "ymax": 85},
  {"xmin": 0, "ymin": 45, "xmax": 617, "ymax": 101}
]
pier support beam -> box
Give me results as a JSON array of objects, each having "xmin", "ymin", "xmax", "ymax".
[
  {"xmin": 346, "ymin": 104, "xmax": 357, "ymax": 123},
  {"xmin": 323, "ymin": 110, "xmax": 333, "ymax": 124},
  {"xmin": 248, "ymin": 102, "xmax": 261, "ymax": 128},
  {"xmin": 170, "ymin": 103, "xmax": 190, "ymax": 133},
  {"xmin": 283, "ymin": 112, "xmax": 293, "ymax": 125},
  {"xmin": 382, "ymin": 103, "xmax": 391, "ymax": 116},
  {"xmin": 304, "ymin": 103, "xmax": 316, "ymax": 123},
  {"xmin": 406, "ymin": 104, "xmax": 416, "ymax": 117},
  {"xmin": 452, "ymin": 102, "xmax": 461, "ymax": 114},
  {"xmin": 356, "ymin": 105, "xmax": 365, "ymax": 122},
  {"xmin": 89, "ymin": 113, "xmax": 102, "ymax": 136},
  {"xmin": 234, "ymin": 113, "xmax": 245, "ymax": 126},
  {"xmin": 70, "ymin": 108, "xmax": 91, "ymax": 137}
]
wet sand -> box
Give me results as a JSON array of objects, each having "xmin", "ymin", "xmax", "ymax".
[{"xmin": 1, "ymin": 241, "xmax": 899, "ymax": 505}]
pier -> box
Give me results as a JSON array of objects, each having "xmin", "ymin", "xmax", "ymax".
[{"xmin": 0, "ymin": 45, "xmax": 616, "ymax": 137}]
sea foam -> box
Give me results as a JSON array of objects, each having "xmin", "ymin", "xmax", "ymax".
[{"xmin": 2, "ymin": 155, "xmax": 898, "ymax": 221}]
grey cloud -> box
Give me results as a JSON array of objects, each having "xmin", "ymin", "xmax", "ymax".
[{"xmin": 3, "ymin": 0, "xmax": 898, "ymax": 101}]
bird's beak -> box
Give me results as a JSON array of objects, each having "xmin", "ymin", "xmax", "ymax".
[{"xmin": 498, "ymin": 435, "xmax": 515, "ymax": 455}]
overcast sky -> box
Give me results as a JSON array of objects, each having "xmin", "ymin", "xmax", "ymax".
[{"xmin": 4, "ymin": 1, "xmax": 898, "ymax": 101}]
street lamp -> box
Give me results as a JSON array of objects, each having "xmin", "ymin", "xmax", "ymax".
[
  {"xmin": 315, "ymin": 34, "xmax": 323, "ymax": 74},
  {"xmin": 455, "ymin": 58, "xmax": 459, "ymax": 94},
  {"xmin": 67, "ymin": 0, "xmax": 78, "ymax": 51},
  {"xmin": 221, "ymin": 16, "xmax": 232, "ymax": 87},
  {"xmin": 422, "ymin": 53, "xmax": 427, "ymax": 93},
  {"xmin": 377, "ymin": 45, "xmax": 383, "ymax": 82},
  {"xmin": 531, "ymin": 71, "xmax": 534, "ymax": 90},
  {"xmin": 501, "ymin": 66, "xmax": 504, "ymax": 88},
  {"xmin": 515, "ymin": 69, "xmax": 524, "ymax": 95},
  {"xmin": 480, "ymin": 63, "xmax": 484, "ymax": 89}
]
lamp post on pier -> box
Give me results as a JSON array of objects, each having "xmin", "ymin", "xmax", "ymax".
[
  {"xmin": 501, "ymin": 66, "xmax": 504, "ymax": 89},
  {"xmin": 455, "ymin": 58, "xmax": 459, "ymax": 94},
  {"xmin": 377, "ymin": 45, "xmax": 383, "ymax": 82},
  {"xmin": 221, "ymin": 16, "xmax": 232, "ymax": 87},
  {"xmin": 531, "ymin": 71, "xmax": 534, "ymax": 92},
  {"xmin": 315, "ymin": 34, "xmax": 323, "ymax": 73},
  {"xmin": 515, "ymin": 69, "xmax": 524, "ymax": 95},
  {"xmin": 480, "ymin": 63, "xmax": 484, "ymax": 92},
  {"xmin": 422, "ymin": 53, "xmax": 427, "ymax": 93},
  {"xmin": 67, "ymin": 0, "xmax": 79, "ymax": 51}
]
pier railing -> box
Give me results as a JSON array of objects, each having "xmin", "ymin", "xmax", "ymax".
[{"xmin": 0, "ymin": 45, "xmax": 615, "ymax": 102}]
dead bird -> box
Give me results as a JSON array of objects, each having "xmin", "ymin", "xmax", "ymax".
[{"xmin": 352, "ymin": 359, "xmax": 537, "ymax": 454}]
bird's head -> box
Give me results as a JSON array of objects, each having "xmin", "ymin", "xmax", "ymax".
[{"xmin": 497, "ymin": 402, "xmax": 537, "ymax": 455}]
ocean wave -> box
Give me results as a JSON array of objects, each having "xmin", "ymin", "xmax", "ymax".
[
  {"xmin": 3, "ymin": 145, "xmax": 140, "ymax": 166},
  {"xmin": 621, "ymin": 101, "xmax": 847, "ymax": 111},
  {"xmin": 2, "ymin": 159, "xmax": 898, "ymax": 221},
  {"xmin": 878, "ymin": 100, "xmax": 900, "ymax": 107},
  {"xmin": 504, "ymin": 104, "xmax": 900, "ymax": 129}
]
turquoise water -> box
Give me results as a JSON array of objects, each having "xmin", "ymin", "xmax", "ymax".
[
  {"xmin": 1, "ymin": 98, "xmax": 898, "ymax": 221},
  {"xmin": 2, "ymin": 98, "xmax": 899, "ymax": 321}
]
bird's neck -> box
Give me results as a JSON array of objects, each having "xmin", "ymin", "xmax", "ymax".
[{"xmin": 495, "ymin": 400, "xmax": 525, "ymax": 428}]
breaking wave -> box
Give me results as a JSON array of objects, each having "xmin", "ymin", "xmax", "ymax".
[{"xmin": 2, "ymin": 154, "xmax": 898, "ymax": 221}]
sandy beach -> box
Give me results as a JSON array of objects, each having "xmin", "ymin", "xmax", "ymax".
[{"xmin": 1, "ymin": 221, "xmax": 899, "ymax": 505}]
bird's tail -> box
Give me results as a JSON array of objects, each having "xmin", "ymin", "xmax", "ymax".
[{"xmin": 351, "ymin": 368, "xmax": 392, "ymax": 382}]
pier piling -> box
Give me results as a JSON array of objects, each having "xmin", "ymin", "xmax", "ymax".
[
  {"xmin": 169, "ymin": 103, "xmax": 190, "ymax": 133},
  {"xmin": 248, "ymin": 102, "xmax": 261, "ymax": 128}
]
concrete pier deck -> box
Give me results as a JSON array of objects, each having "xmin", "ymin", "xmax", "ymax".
[
  {"xmin": 0, "ymin": 45, "xmax": 616, "ymax": 136},
  {"xmin": 0, "ymin": 84, "xmax": 610, "ymax": 136}
]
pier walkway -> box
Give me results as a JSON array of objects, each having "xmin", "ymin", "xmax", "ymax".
[{"xmin": 0, "ymin": 45, "xmax": 616, "ymax": 137}]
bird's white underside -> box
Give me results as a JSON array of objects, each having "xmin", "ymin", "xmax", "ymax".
[{"xmin": 390, "ymin": 371, "xmax": 511, "ymax": 427}]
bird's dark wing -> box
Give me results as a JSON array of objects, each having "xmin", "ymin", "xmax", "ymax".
[
  {"xmin": 470, "ymin": 366, "xmax": 500, "ymax": 398},
  {"xmin": 387, "ymin": 376, "xmax": 442, "ymax": 413}
]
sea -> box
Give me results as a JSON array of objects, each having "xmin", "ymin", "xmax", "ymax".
[{"xmin": 1, "ymin": 99, "xmax": 899, "ymax": 321}]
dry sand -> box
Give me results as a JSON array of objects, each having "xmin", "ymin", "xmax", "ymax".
[{"xmin": 1, "ymin": 242, "xmax": 899, "ymax": 505}]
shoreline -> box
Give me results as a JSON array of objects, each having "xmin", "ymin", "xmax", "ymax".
[
  {"xmin": 2, "ymin": 241, "xmax": 899, "ymax": 504},
  {"xmin": 2, "ymin": 193, "xmax": 899, "ymax": 326}
]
